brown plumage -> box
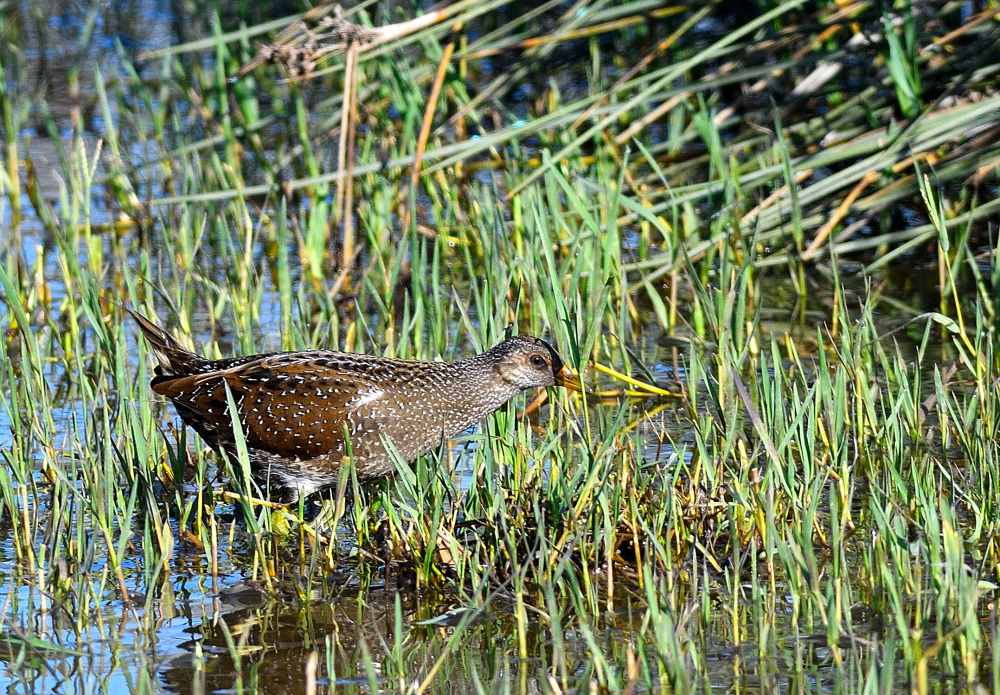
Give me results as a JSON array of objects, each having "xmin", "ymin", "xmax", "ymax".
[{"xmin": 131, "ymin": 310, "xmax": 578, "ymax": 500}]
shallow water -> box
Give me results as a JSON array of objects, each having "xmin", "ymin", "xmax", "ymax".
[{"xmin": 1, "ymin": 2, "xmax": 994, "ymax": 694}]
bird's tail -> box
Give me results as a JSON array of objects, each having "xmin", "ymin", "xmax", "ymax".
[{"xmin": 128, "ymin": 308, "xmax": 202, "ymax": 375}]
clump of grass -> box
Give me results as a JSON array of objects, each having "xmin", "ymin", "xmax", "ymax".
[{"xmin": 1, "ymin": 1, "xmax": 1000, "ymax": 693}]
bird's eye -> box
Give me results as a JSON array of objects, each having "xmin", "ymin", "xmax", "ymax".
[{"xmin": 530, "ymin": 354, "xmax": 547, "ymax": 369}]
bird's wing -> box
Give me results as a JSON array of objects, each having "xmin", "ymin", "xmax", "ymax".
[{"xmin": 152, "ymin": 353, "xmax": 385, "ymax": 461}]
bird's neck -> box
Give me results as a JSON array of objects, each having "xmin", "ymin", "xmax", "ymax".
[{"xmin": 448, "ymin": 353, "xmax": 520, "ymax": 423}]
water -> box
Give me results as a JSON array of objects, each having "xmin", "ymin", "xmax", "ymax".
[{"xmin": 1, "ymin": 1, "xmax": 996, "ymax": 694}]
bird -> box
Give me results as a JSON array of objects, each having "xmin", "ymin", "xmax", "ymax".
[{"xmin": 130, "ymin": 310, "xmax": 579, "ymax": 501}]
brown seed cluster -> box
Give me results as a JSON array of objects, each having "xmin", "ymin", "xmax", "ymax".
[{"xmin": 253, "ymin": 13, "xmax": 376, "ymax": 80}]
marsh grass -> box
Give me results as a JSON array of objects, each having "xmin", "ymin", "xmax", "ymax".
[{"xmin": 1, "ymin": 0, "xmax": 1000, "ymax": 693}]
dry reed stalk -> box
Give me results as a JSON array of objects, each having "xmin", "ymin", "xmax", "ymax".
[
  {"xmin": 406, "ymin": 28, "xmax": 459, "ymax": 230},
  {"xmin": 338, "ymin": 42, "xmax": 359, "ymax": 272},
  {"xmin": 240, "ymin": 4, "xmax": 472, "ymax": 273}
]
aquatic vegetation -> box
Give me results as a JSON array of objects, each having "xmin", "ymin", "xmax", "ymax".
[{"xmin": 0, "ymin": 1, "xmax": 999, "ymax": 693}]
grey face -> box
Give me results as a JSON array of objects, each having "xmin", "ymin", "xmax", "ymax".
[{"xmin": 492, "ymin": 336, "xmax": 566, "ymax": 390}]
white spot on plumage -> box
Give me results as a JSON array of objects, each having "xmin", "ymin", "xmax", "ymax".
[{"xmin": 353, "ymin": 387, "xmax": 384, "ymax": 409}]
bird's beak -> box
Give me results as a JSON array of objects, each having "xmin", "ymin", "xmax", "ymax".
[{"xmin": 553, "ymin": 366, "xmax": 582, "ymax": 392}]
